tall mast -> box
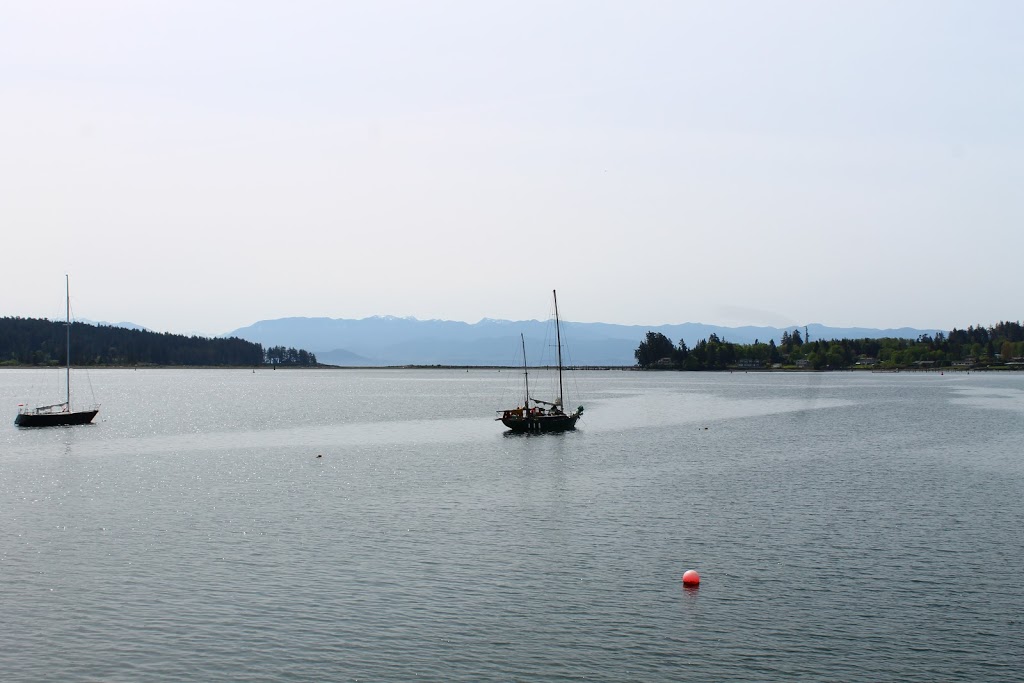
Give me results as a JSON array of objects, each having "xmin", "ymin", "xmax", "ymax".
[
  {"xmin": 553, "ymin": 289, "xmax": 564, "ymax": 408},
  {"xmin": 65, "ymin": 274, "xmax": 71, "ymax": 407},
  {"xmin": 520, "ymin": 333, "xmax": 529, "ymax": 408}
]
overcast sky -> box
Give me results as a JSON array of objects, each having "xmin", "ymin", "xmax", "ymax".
[{"xmin": 2, "ymin": 1, "xmax": 1021, "ymax": 336}]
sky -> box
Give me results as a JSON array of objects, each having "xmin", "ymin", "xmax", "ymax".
[{"xmin": 2, "ymin": 1, "xmax": 1021, "ymax": 336}]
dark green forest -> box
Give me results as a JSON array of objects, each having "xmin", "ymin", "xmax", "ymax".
[
  {"xmin": 635, "ymin": 321, "xmax": 1024, "ymax": 371},
  {"xmin": 0, "ymin": 317, "xmax": 318, "ymax": 367}
]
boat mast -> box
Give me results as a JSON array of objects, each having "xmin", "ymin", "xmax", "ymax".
[
  {"xmin": 65, "ymin": 274, "xmax": 71, "ymax": 408},
  {"xmin": 553, "ymin": 289, "xmax": 564, "ymax": 409},
  {"xmin": 520, "ymin": 333, "xmax": 530, "ymax": 408}
]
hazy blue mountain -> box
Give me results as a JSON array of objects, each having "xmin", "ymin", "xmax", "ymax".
[
  {"xmin": 314, "ymin": 348, "xmax": 377, "ymax": 366},
  {"xmin": 226, "ymin": 317, "xmax": 939, "ymax": 367},
  {"xmin": 81, "ymin": 319, "xmax": 150, "ymax": 332}
]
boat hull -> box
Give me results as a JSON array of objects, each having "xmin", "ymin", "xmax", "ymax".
[
  {"xmin": 15, "ymin": 409, "xmax": 98, "ymax": 427},
  {"xmin": 501, "ymin": 412, "xmax": 580, "ymax": 433}
]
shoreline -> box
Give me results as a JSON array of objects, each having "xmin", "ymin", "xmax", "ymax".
[{"xmin": 1, "ymin": 364, "xmax": 1019, "ymax": 372}]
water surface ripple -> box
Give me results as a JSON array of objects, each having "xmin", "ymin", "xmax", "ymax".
[{"xmin": 2, "ymin": 369, "xmax": 1022, "ymax": 681}]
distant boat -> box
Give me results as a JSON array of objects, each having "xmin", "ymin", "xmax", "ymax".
[
  {"xmin": 15, "ymin": 276, "xmax": 100, "ymax": 427},
  {"xmin": 496, "ymin": 290, "xmax": 583, "ymax": 433}
]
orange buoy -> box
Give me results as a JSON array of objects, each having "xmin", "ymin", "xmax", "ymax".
[{"xmin": 682, "ymin": 570, "xmax": 700, "ymax": 586}]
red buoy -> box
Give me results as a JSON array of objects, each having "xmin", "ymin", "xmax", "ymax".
[{"xmin": 682, "ymin": 570, "xmax": 700, "ymax": 586}]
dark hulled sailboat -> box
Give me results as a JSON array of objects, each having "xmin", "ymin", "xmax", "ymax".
[
  {"xmin": 15, "ymin": 276, "xmax": 100, "ymax": 427},
  {"xmin": 497, "ymin": 290, "xmax": 583, "ymax": 433}
]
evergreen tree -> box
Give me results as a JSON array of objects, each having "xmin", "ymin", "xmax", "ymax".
[{"xmin": 634, "ymin": 331, "xmax": 675, "ymax": 368}]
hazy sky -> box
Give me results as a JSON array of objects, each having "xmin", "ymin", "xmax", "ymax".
[{"xmin": 2, "ymin": 1, "xmax": 1021, "ymax": 335}]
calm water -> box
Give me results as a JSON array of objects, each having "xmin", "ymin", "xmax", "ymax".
[{"xmin": 1, "ymin": 368, "xmax": 1022, "ymax": 681}]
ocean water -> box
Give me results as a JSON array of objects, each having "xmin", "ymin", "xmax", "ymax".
[{"xmin": 1, "ymin": 368, "xmax": 1022, "ymax": 681}]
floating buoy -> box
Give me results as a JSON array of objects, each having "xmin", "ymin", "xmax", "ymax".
[{"xmin": 682, "ymin": 570, "xmax": 700, "ymax": 586}]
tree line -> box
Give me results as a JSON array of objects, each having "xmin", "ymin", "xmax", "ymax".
[
  {"xmin": 263, "ymin": 345, "xmax": 317, "ymax": 366},
  {"xmin": 635, "ymin": 321, "xmax": 1024, "ymax": 370},
  {"xmin": 0, "ymin": 317, "xmax": 318, "ymax": 367}
]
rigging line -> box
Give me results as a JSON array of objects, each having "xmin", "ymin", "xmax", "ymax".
[
  {"xmin": 499, "ymin": 337, "xmax": 526, "ymax": 407},
  {"xmin": 67, "ymin": 287, "xmax": 98, "ymax": 407},
  {"xmin": 560, "ymin": 325, "xmax": 583, "ymax": 408},
  {"xmin": 539, "ymin": 313, "xmax": 558, "ymax": 399},
  {"xmin": 548, "ymin": 295, "xmax": 581, "ymax": 408}
]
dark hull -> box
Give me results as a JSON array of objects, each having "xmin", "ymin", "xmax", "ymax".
[
  {"xmin": 501, "ymin": 412, "xmax": 580, "ymax": 433},
  {"xmin": 15, "ymin": 409, "xmax": 98, "ymax": 427}
]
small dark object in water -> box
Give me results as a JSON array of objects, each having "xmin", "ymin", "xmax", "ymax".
[{"xmin": 316, "ymin": 454, "xmax": 323, "ymax": 458}]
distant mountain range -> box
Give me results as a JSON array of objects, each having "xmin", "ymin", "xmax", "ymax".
[
  {"xmin": 81, "ymin": 319, "xmax": 149, "ymax": 331},
  {"xmin": 224, "ymin": 316, "xmax": 938, "ymax": 367}
]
